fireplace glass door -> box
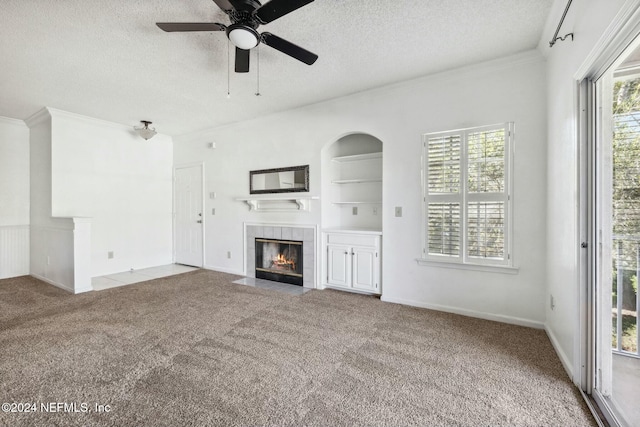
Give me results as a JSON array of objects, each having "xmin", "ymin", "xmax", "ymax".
[{"xmin": 255, "ymin": 239, "xmax": 303, "ymax": 286}]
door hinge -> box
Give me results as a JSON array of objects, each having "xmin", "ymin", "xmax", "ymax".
[
  {"xmin": 581, "ymin": 242, "xmax": 588, "ymax": 248},
  {"xmin": 376, "ymin": 252, "xmax": 378, "ymax": 258}
]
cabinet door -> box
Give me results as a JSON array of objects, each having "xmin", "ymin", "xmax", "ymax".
[
  {"xmin": 352, "ymin": 246, "xmax": 378, "ymax": 292},
  {"xmin": 327, "ymin": 244, "xmax": 351, "ymax": 288}
]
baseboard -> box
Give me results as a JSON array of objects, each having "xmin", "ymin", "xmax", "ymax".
[
  {"xmin": 325, "ymin": 284, "xmax": 381, "ymax": 296},
  {"xmin": 203, "ymin": 265, "xmax": 245, "ymax": 276},
  {"xmin": 545, "ymin": 323, "xmax": 575, "ymax": 380},
  {"xmin": 380, "ymin": 295, "xmax": 545, "ymax": 329},
  {"xmin": 73, "ymin": 285, "xmax": 93, "ymax": 294},
  {"xmin": 30, "ymin": 273, "xmax": 74, "ymax": 294}
]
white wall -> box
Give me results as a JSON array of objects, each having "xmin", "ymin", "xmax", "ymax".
[
  {"xmin": 0, "ymin": 117, "xmax": 30, "ymax": 278},
  {"xmin": 0, "ymin": 117, "xmax": 29, "ymax": 226},
  {"xmin": 540, "ymin": 0, "xmax": 629, "ymax": 380},
  {"xmin": 48, "ymin": 109, "xmax": 174, "ymax": 277},
  {"xmin": 175, "ymin": 50, "xmax": 548, "ymax": 327},
  {"xmin": 27, "ymin": 110, "xmax": 77, "ymax": 290}
]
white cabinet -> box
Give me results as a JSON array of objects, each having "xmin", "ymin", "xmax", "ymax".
[
  {"xmin": 327, "ymin": 244, "xmax": 350, "ymax": 287},
  {"xmin": 324, "ymin": 231, "xmax": 381, "ymax": 295}
]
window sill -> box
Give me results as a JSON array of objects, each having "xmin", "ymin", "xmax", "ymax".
[{"xmin": 415, "ymin": 258, "xmax": 519, "ymax": 274}]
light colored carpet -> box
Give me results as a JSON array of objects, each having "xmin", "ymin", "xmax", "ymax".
[{"xmin": 0, "ymin": 270, "xmax": 595, "ymax": 426}]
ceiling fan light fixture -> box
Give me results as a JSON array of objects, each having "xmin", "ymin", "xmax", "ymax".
[
  {"xmin": 134, "ymin": 120, "xmax": 157, "ymax": 140},
  {"xmin": 227, "ymin": 24, "xmax": 259, "ymax": 50}
]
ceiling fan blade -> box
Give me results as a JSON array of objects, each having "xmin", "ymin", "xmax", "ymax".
[
  {"xmin": 261, "ymin": 32, "xmax": 318, "ymax": 65},
  {"xmin": 235, "ymin": 47, "xmax": 250, "ymax": 73},
  {"xmin": 156, "ymin": 23, "xmax": 226, "ymax": 32},
  {"xmin": 255, "ymin": 0, "xmax": 314, "ymax": 24},
  {"xmin": 212, "ymin": 0, "xmax": 235, "ymax": 12}
]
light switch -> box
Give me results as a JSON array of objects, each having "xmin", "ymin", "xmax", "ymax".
[{"xmin": 395, "ymin": 207, "xmax": 402, "ymax": 217}]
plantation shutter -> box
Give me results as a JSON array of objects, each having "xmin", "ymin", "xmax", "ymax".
[
  {"xmin": 428, "ymin": 202, "xmax": 461, "ymax": 256},
  {"xmin": 423, "ymin": 124, "xmax": 511, "ymax": 266},
  {"xmin": 426, "ymin": 133, "xmax": 462, "ymax": 258},
  {"xmin": 466, "ymin": 127, "xmax": 507, "ymax": 262},
  {"xmin": 427, "ymin": 134, "xmax": 461, "ymax": 194}
]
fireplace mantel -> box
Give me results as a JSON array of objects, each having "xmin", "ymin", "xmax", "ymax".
[{"xmin": 236, "ymin": 195, "xmax": 319, "ymax": 212}]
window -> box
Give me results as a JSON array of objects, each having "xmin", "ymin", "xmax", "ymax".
[{"xmin": 422, "ymin": 123, "xmax": 513, "ymax": 267}]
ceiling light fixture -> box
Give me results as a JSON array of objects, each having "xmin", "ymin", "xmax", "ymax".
[
  {"xmin": 226, "ymin": 24, "xmax": 260, "ymax": 50},
  {"xmin": 134, "ymin": 120, "xmax": 157, "ymax": 140}
]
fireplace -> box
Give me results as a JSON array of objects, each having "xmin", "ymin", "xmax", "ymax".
[{"xmin": 255, "ymin": 238, "xmax": 303, "ymax": 286}]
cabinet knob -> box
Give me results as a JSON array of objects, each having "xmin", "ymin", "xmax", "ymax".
[{"xmin": 344, "ymin": 251, "xmax": 348, "ymax": 255}]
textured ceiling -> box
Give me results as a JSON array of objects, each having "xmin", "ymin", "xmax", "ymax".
[{"xmin": 0, "ymin": 0, "xmax": 553, "ymax": 136}]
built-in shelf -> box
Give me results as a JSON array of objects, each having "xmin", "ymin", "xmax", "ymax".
[
  {"xmin": 331, "ymin": 178, "xmax": 382, "ymax": 184},
  {"xmin": 331, "ymin": 152, "xmax": 382, "ymax": 163},
  {"xmin": 236, "ymin": 195, "xmax": 319, "ymax": 212},
  {"xmin": 322, "ymin": 228, "xmax": 382, "ymax": 235},
  {"xmin": 332, "ymin": 201, "xmax": 382, "ymax": 205}
]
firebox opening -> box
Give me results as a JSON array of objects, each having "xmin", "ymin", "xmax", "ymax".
[{"xmin": 255, "ymin": 238, "xmax": 303, "ymax": 286}]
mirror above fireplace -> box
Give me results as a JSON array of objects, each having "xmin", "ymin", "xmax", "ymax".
[{"xmin": 250, "ymin": 165, "xmax": 309, "ymax": 195}]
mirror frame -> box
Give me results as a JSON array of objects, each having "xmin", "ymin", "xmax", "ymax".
[{"xmin": 249, "ymin": 165, "xmax": 310, "ymax": 195}]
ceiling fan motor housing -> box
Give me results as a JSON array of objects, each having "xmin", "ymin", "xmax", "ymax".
[{"xmin": 229, "ymin": 0, "xmax": 262, "ymax": 13}]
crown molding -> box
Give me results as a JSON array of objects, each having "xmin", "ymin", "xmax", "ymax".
[
  {"xmin": 0, "ymin": 116, "xmax": 28, "ymax": 128},
  {"xmin": 45, "ymin": 108, "xmax": 172, "ymax": 142},
  {"xmin": 24, "ymin": 107, "xmax": 52, "ymax": 128},
  {"xmin": 47, "ymin": 107, "xmax": 131, "ymax": 132},
  {"xmin": 177, "ymin": 49, "xmax": 544, "ymax": 142}
]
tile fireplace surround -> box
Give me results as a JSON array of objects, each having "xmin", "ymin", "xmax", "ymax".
[{"xmin": 245, "ymin": 223, "xmax": 317, "ymax": 288}]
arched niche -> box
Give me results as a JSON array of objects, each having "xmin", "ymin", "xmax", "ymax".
[{"xmin": 321, "ymin": 132, "xmax": 383, "ymax": 231}]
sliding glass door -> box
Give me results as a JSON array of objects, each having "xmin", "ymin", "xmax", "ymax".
[{"xmin": 589, "ymin": 39, "xmax": 640, "ymax": 427}]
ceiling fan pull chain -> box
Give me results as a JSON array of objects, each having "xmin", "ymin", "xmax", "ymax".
[{"xmin": 255, "ymin": 44, "xmax": 261, "ymax": 96}]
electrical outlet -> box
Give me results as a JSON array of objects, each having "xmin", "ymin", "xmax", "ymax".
[
  {"xmin": 210, "ymin": 192, "xmax": 216, "ymax": 199},
  {"xmin": 212, "ymin": 208, "xmax": 216, "ymax": 215},
  {"xmin": 395, "ymin": 206, "xmax": 403, "ymax": 217},
  {"xmin": 46, "ymin": 256, "xmax": 50, "ymax": 265},
  {"xmin": 373, "ymin": 207, "xmax": 378, "ymax": 215},
  {"xmin": 550, "ymin": 295, "xmax": 555, "ymax": 310},
  {"xmin": 352, "ymin": 206, "xmax": 358, "ymax": 215},
  {"xmin": 108, "ymin": 251, "xmax": 114, "ymax": 259},
  {"xmin": 227, "ymin": 251, "xmax": 232, "ymax": 259}
]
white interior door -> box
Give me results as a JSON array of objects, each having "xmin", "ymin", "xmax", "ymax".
[{"xmin": 174, "ymin": 165, "xmax": 203, "ymax": 267}]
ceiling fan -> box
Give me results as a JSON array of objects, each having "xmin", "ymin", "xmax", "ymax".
[{"xmin": 157, "ymin": 0, "xmax": 318, "ymax": 73}]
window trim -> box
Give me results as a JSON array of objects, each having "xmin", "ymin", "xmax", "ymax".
[{"xmin": 421, "ymin": 122, "xmax": 515, "ymax": 268}]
